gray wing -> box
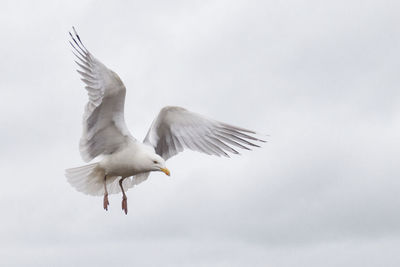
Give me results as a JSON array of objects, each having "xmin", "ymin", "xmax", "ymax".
[
  {"xmin": 69, "ymin": 28, "xmax": 134, "ymax": 162},
  {"xmin": 143, "ymin": 106, "xmax": 265, "ymax": 160}
]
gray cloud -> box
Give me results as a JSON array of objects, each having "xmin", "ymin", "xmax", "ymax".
[{"xmin": 0, "ymin": 0, "xmax": 399, "ymax": 266}]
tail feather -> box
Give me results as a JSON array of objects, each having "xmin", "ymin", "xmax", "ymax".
[
  {"xmin": 66, "ymin": 163, "xmax": 104, "ymax": 196},
  {"xmin": 65, "ymin": 164, "xmax": 150, "ymax": 196}
]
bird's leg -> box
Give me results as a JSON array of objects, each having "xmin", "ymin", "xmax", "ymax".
[
  {"xmin": 103, "ymin": 175, "xmax": 109, "ymax": 211},
  {"xmin": 119, "ymin": 177, "xmax": 128, "ymax": 214}
]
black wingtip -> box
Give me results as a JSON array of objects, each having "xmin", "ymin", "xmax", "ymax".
[
  {"xmin": 72, "ymin": 26, "xmax": 81, "ymax": 42},
  {"xmin": 69, "ymin": 26, "xmax": 89, "ymax": 54}
]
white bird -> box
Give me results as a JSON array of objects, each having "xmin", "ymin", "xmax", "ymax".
[{"xmin": 65, "ymin": 28, "xmax": 265, "ymax": 214}]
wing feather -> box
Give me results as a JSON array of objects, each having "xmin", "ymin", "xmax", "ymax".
[
  {"xmin": 143, "ymin": 106, "xmax": 265, "ymax": 160},
  {"xmin": 69, "ymin": 28, "xmax": 134, "ymax": 162}
]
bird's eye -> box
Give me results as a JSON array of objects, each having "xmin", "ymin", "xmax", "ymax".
[{"xmin": 153, "ymin": 160, "xmax": 158, "ymax": 164}]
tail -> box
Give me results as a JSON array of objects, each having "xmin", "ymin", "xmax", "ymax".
[
  {"xmin": 65, "ymin": 163, "xmax": 151, "ymax": 196},
  {"xmin": 65, "ymin": 163, "xmax": 105, "ymax": 196}
]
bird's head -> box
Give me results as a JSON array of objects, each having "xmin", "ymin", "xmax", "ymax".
[{"xmin": 149, "ymin": 154, "xmax": 170, "ymax": 176}]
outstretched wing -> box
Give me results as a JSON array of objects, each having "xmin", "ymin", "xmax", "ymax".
[
  {"xmin": 143, "ymin": 106, "xmax": 265, "ymax": 160},
  {"xmin": 69, "ymin": 27, "xmax": 134, "ymax": 162}
]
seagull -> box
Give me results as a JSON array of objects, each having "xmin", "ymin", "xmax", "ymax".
[{"xmin": 65, "ymin": 27, "xmax": 265, "ymax": 214}]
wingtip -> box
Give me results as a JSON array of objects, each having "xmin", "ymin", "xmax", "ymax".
[
  {"xmin": 69, "ymin": 26, "xmax": 89, "ymax": 54},
  {"xmin": 72, "ymin": 26, "xmax": 80, "ymax": 40},
  {"xmin": 255, "ymin": 132, "xmax": 269, "ymax": 143}
]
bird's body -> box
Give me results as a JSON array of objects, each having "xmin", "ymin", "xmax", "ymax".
[
  {"xmin": 99, "ymin": 141, "xmax": 156, "ymax": 178},
  {"xmin": 66, "ymin": 28, "xmax": 265, "ymax": 214}
]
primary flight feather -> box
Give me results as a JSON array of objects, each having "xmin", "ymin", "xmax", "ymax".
[{"xmin": 65, "ymin": 27, "xmax": 265, "ymax": 214}]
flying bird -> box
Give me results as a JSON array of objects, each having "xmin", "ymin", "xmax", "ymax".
[{"xmin": 65, "ymin": 27, "xmax": 265, "ymax": 214}]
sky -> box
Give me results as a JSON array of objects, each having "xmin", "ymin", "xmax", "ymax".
[{"xmin": 0, "ymin": 0, "xmax": 399, "ymax": 266}]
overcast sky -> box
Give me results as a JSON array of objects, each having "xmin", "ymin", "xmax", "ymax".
[{"xmin": 0, "ymin": 0, "xmax": 399, "ymax": 266}]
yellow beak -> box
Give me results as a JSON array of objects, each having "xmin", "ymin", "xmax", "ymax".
[{"xmin": 160, "ymin": 168, "xmax": 170, "ymax": 176}]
